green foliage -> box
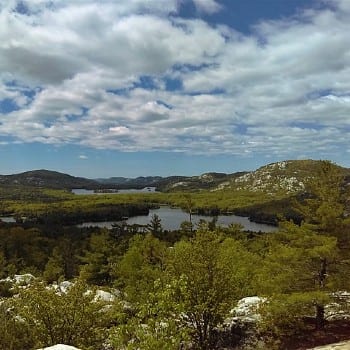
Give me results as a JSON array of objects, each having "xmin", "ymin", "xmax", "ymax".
[
  {"xmin": 110, "ymin": 278, "xmax": 190, "ymax": 350},
  {"xmin": 0, "ymin": 299, "xmax": 35, "ymax": 350},
  {"xmin": 257, "ymin": 222, "xmax": 338, "ymax": 295},
  {"xmin": 147, "ymin": 213, "xmax": 163, "ymax": 238},
  {"xmin": 13, "ymin": 278, "xmax": 110, "ymax": 349},
  {"xmin": 0, "ymin": 183, "xmax": 292, "ymax": 226},
  {"xmin": 295, "ymin": 160, "xmax": 346, "ymax": 233},
  {"xmin": 254, "ymin": 219, "xmax": 343, "ymax": 335},
  {"xmin": 259, "ymin": 291, "xmax": 330, "ymax": 342},
  {"xmin": 0, "ymin": 279, "xmax": 15, "ymax": 298},
  {"xmin": 43, "ymin": 246, "xmax": 65, "ymax": 283},
  {"xmin": 179, "ymin": 220, "xmax": 194, "ymax": 238},
  {"xmin": 167, "ymin": 229, "xmax": 260, "ymax": 349},
  {"xmin": 0, "ymin": 160, "xmax": 349, "ymax": 349},
  {"xmin": 115, "ymin": 233, "xmax": 168, "ymax": 302},
  {"xmin": 113, "ymin": 229, "xmax": 261, "ymax": 350},
  {"xmin": 80, "ymin": 229, "xmax": 118, "ymax": 285},
  {"xmin": 0, "ymin": 227, "xmax": 49, "ymax": 275}
]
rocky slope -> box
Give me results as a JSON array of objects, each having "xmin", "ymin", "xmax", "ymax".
[
  {"xmin": 0, "ymin": 160, "xmax": 348, "ymax": 193},
  {"xmin": 213, "ymin": 160, "xmax": 350, "ymax": 195}
]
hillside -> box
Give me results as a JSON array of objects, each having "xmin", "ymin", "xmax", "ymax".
[
  {"xmin": 156, "ymin": 172, "xmax": 248, "ymax": 192},
  {"xmin": 213, "ymin": 160, "xmax": 350, "ymax": 194},
  {"xmin": 96, "ymin": 175, "xmax": 165, "ymax": 188},
  {"xmin": 0, "ymin": 170, "xmax": 99, "ymax": 189},
  {"xmin": 149, "ymin": 159, "xmax": 349, "ymax": 195},
  {"xmin": 95, "ymin": 173, "xmax": 244, "ymax": 191},
  {"xmin": 0, "ymin": 160, "xmax": 348, "ymax": 194}
]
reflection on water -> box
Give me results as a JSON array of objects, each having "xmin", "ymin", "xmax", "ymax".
[
  {"xmin": 78, "ymin": 206, "xmax": 278, "ymax": 232},
  {"xmin": 72, "ymin": 187, "xmax": 157, "ymax": 195}
]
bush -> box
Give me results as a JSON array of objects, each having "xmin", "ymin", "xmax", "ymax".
[
  {"xmin": 259, "ymin": 292, "xmax": 330, "ymax": 342},
  {"xmin": 13, "ymin": 278, "xmax": 112, "ymax": 349},
  {"xmin": 0, "ymin": 300, "xmax": 35, "ymax": 350}
]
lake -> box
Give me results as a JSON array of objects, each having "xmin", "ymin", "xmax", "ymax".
[
  {"xmin": 72, "ymin": 187, "xmax": 157, "ymax": 195},
  {"xmin": 78, "ymin": 206, "xmax": 278, "ymax": 232}
]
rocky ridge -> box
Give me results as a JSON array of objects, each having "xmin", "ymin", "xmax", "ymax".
[
  {"xmin": 212, "ymin": 159, "xmax": 350, "ymax": 195},
  {"xmin": 0, "ymin": 160, "xmax": 348, "ymax": 194}
]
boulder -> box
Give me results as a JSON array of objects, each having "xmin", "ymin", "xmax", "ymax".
[
  {"xmin": 215, "ymin": 296, "xmax": 266, "ymax": 349},
  {"xmin": 94, "ymin": 289, "xmax": 116, "ymax": 302},
  {"xmin": 37, "ymin": 345, "xmax": 81, "ymax": 350},
  {"xmin": 1, "ymin": 273, "xmax": 35, "ymax": 285}
]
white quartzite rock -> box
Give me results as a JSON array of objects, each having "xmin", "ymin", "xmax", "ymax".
[{"xmin": 37, "ymin": 345, "xmax": 81, "ymax": 350}]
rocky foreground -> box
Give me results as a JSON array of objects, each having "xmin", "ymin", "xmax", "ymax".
[
  {"xmin": 38, "ymin": 346, "xmax": 80, "ymax": 350},
  {"xmin": 4, "ymin": 275, "xmax": 350, "ymax": 350},
  {"xmin": 309, "ymin": 341, "xmax": 350, "ymax": 349},
  {"xmin": 38, "ymin": 340, "xmax": 350, "ymax": 350}
]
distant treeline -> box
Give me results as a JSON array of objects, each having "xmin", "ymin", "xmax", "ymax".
[{"xmin": 21, "ymin": 203, "xmax": 153, "ymax": 226}]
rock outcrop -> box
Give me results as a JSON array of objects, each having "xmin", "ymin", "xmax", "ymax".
[
  {"xmin": 37, "ymin": 345, "xmax": 81, "ymax": 350},
  {"xmin": 308, "ymin": 340, "xmax": 350, "ymax": 349}
]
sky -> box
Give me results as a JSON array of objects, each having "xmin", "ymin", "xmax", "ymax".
[{"xmin": 0, "ymin": 0, "xmax": 349, "ymax": 178}]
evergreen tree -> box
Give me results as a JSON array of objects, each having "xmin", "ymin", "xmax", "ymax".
[
  {"xmin": 183, "ymin": 193, "xmax": 194, "ymax": 225},
  {"xmin": 80, "ymin": 229, "xmax": 117, "ymax": 285},
  {"xmin": 179, "ymin": 220, "xmax": 194, "ymax": 238},
  {"xmin": 147, "ymin": 213, "xmax": 163, "ymax": 238},
  {"xmin": 291, "ymin": 160, "xmax": 349, "ymax": 329},
  {"xmin": 43, "ymin": 246, "xmax": 65, "ymax": 283},
  {"xmin": 295, "ymin": 160, "xmax": 345, "ymax": 234},
  {"xmin": 256, "ymin": 221, "xmax": 347, "ymax": 346}
]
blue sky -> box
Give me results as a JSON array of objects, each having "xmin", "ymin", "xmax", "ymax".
[{"xmin": 0, "ymin": 0, "xmax": 349, "ymax": 178}]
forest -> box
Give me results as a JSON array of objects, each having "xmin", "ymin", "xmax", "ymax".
[{"xmin": 1, "ymin": 161, "xmax": 350, "ymax": 350}]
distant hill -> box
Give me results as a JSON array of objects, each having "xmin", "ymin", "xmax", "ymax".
[
  {"xmin": 212, "ymin": 160, "xmax": 350, "ymax": 194},
  {"xmin": 0, "ymin": 160, "xmax": 348, "ymax": 192},
  {"xmin": 96, "ymin": 176, "xmax": 165, "ymax": 188},
  {"xmin": 95, "ymin": 172, "xmax": 248, "ymax": 191},
  {"xmin": 154, "ymin": 172, "xmax": 248, "ymax": 192},
  {"xmin": 0, "ymin": 170, "xmax": 99, "ymax": 189}
]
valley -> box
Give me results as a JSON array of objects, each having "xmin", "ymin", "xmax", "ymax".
[
  {"xmin": 1, "ymin": 159, "xmax": 350, "ymax": 350},
  {"xmin": 2, "ymin": 159, "xmax": 347, "ymax": 227}
]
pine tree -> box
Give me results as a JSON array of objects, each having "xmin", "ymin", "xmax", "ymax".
[
  {"xmin": 80, "ymin": 229, "xmax": 117, "ymax": 285},
  {"xmin": 293, "ymin": 160, "xmax": 349, "ymax": 329},
  {"xmin": 43, "ymin": 246, "xmax": 65, "ymax": 283},
  {"xmin": 147, "ymin": 214, "xmax": 163, "ymax": 238}
]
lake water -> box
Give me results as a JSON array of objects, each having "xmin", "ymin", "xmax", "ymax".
[
  {"xmin": 72, "ymin": 187, "xmax": 157, "ymax": 195},
  {"xmin": 78, "ymin": 206, "xmax": 278, "ymax": 232}
]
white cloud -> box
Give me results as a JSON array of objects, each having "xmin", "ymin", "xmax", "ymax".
[
  {"xmin": 0, "ymin": 0, "xmax": 349, "ymax": 161},
  {"xmin": 192, "ymin": 0, "xmax": 222, "ymax": 14},
  {"xmin": 79, "ymin": 155, "xmax": 88, "ymax": 159}
]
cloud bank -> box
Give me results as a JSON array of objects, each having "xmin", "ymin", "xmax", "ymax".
[{"xmin": 0, "ymin": 0, "xmax": 349, "ymax": 160}]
